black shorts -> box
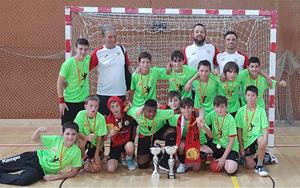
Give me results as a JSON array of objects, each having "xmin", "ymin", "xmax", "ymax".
[
  {"xmin": 108, "ymin": 144, "xmax": 126, "ymax": 160},
  {"xmin": 85, "ymin": 142, "xmax": 104, "ymax": 159},
  {"xmin": 97, "ymin": 95, "xmax": 126, "ymax": 116},
  {"xmin": 61, "ymin": 102, "xmax": 85, "ymax": 125},
  {"xmin": 244, "ymin": 140, "xmax": 258, "ymax": 156},
  {"xmin": 137, "ymin": 124, "xmax": 175, "ymax": 156},
  {"xmin": 206, "ymin": 141, "xmax": 239, "ymax": 162}
]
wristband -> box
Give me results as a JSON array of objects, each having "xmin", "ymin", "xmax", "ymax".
[{"xmin": 58, "ymin": 97, "xmax": 65, "ymax": 104}]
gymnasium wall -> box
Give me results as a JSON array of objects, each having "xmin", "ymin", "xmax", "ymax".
[{"xmin": 0, "ymin": 0, "xmax": 299, "ymax": 120}]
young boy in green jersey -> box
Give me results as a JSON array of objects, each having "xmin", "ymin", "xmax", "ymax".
[
  {"xmin": 165, "ymin": 50, "xmax": 197, "ymax": 98},
  {"xmin": 205, "ymin": 95, "xmax": 239, "ymax": 175},
  {"xmin": 129, "ymin": 52, "xmax": 168, "ymax": 107},
  {"xmin": 0, "ymin": 122, "xmax": 82, "ymax": 186},
  {"xmin": 127, "ymin": 99, "xmax": 177, "ymax": 170},
  {"xmin": 239, "ymin": 57, "xmax": 287, "ymax": 108},
  {"xmin": 160, "ymin": 90, "xmax": 181, "ymax": 114},
  {"xmin": 57, "ymin": 38, "xmax": 90, "ymax": 125},
  {"xmin": 189, "ymin": 60, "xmax": 219, "ymax": 114},
  {"xmin": 74, "ymin": 95, "xmax": 107, "ymax": 173},
  {"xmin": 236, "ymin": 85, "xmax": 269, "ymax": 177},
  {"xmin": 176, "ymin": 98, "xmax": 212, "ymax": 173}
]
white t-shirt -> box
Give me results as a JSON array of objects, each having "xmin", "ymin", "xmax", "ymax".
[
  {"xmin": 184, "ymin": 42, "xmax": 218, "ymax": 70},
  {"xmin": 216, "ymin": 51, "xmax": 248, "ymax": 75},
  {"xmin": 90, "ymin": 45, "xmax": 130, "ymax": 96}
]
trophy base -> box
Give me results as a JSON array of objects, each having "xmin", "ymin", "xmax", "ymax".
[{"xmin": 168, "ymin": 174, "xmax": 176, "ymax": 179}]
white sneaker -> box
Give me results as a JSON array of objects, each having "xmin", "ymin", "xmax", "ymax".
[
  {"xmin": 264, "ymin": 152, "xmax": 278, "ymax": 164},
  {"xmin": 255, "ymin": 166, "xmax": 268, "ymax": 177},
  {"xmin": 176, "ymin": 163, "xmax": 187, "ymax": 174}
]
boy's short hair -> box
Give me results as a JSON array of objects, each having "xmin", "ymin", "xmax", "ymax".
[
  {"xmin": 223, "ymin": 61, "xmax": 239, "ymax": 75},
  {"xmin": 214, "ymin": 95, "xmax": 227, "ymax": 106},
  {"xmin": 144, "ymin": 99, "xmax": 157, "ymax": 109},
  {"xmin": 62, "ymin": 122, "xmax": 79, "ymax": 133},
  {"xmin": 101, "ymin": 24, "xmax": 116, "ymax": 36},
  {"xmin": 224, "ymin": 31, "xmax": 238, "ymax": 39},
  {"xmin": 248, "ymin": 57, "xmax": 261, "ymax": 66},
  {"xmin": 85, "ymin": 95, "xmax": 100, "ymax": 104},
  {"xmin": 138, "ymin": 52, "xmax": 152, "ymax": 62},
  {"xmin": 180, "ymin": 97, "xmax": 194, "ymax": 108},
  {"xmin": 193, "ymin": 23, "xmax": 206, "ymax": 33},
  {"xmin": 167, "ymin": 90, "xmax": 181, "ymax": 100},
  {"xmin": 75, "ymin": 38, "xmax": 89, "ymax": 47},
  {"xmin": 171, "ymin": 50, "xmax": 184, "ymax": 61},
  {"xmin": 245, "ymin": 85, "xmax": 258, "ymax": 96},
  {"xmin": 197, "ymin": 60, "xmax": 211, "ymax": 71}
]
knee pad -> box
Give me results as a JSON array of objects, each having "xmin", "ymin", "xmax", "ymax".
[{"xmin": 165, "ymin": 132, "xmax": 176, "ymax": 146}]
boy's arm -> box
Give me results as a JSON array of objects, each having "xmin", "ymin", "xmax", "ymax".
[
  {"xmin": 57, "ymin": 75, "xmax": 69, "ymax": 116},
  {"xmin": 93, "ymin": 136, "xmax": 103, "ymax": 165},
  {"xmin": 166, "ymin": 62, "xmax": 172, "ymax": 75},
  {"xmin": 237, "ymin": 128, "xmax": 245, "ymax": 156},
  {"xmin": 259, "ymin": 70, "xmax": 272, "ymax": 87},
  {"xmin": 128, "ymin": 90, "xmax": 135, "ymax": 103},
  {"xmin": 31, "ymin": 127, "xmax": 47, "ymax": 143},
  {"xmin": 185, "ymin": 73, "xmax": 199, "ymax": 91},
  {"xmin": 43, "ymin": 167, "xmax": 80, "ymax": 181}
]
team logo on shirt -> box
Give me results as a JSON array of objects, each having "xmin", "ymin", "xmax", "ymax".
[{"xmin": 247, "ymin": 123, "xmax": 255, "ymax": 132}]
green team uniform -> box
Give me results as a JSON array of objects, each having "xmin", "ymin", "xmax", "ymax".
[
  {"xmin": 127, "ymin": 107, "xmax": 175, "ymax": 136},
  {"xmin": 165, "ymin": 65, "xmax": 197, "ymax": 98},
  {"xmin": 59, "ymin": 55, "xmax": 91, "ymax": 102},
  {"xmin": 217, "ymin": 74, "xmax": 245, "ymax": 113},
  {"xmin": 37, "ymin": 135, "xmax": 82, "ymax": 175},
  {"xmin": 239, "ymin": 69, "xmax": 276, "ymax": 108},
  {"xmin": 205, "ymin": 111, "xmax": 239, "ymax": 152},
  {"xmin": 235, "ymin": 105, "xmax": 268, "ymax": 148},
  {"xmin": 193, "ymin": 77, "xmax": 219, "ymax": 114},
  {"xmin": 131, "ymin": 67, "xmax": 167, "ymax": 107},
  {"xmin": 74, "ymin": 110, "xmax": 108, "ymax": 146}
]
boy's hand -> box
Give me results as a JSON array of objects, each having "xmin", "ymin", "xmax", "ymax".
[
  {"xmin": 38, "ymin": 127, "xmax": 47, "ymax": 133},
  {"xmin": 93, "ymin": 155, "xmax": 101, "ymax": 165},
  {"xmin": 43, "ymin": 175, "xmax": 55, "ymax": 181},
  {"xmin": 196, "ymin": 117, "xmax": 204, "ymax": 128},
  {"xmin": 279, "ymin": 80, "xmax": 287, "ymax": 87},
  {"xmin": 59, "ymin": 103, "xmax": 69, "ymax": 116},
  {"xmin": 86, "ymin": 134, "xmax": 94, "ymax": 142},
  {"xmin": 213, "ymin": 68, "xmax": 220, "ymax": 76},
  {"xmin": 239, "ymin": 148, "xmax": 245, "ymax": 157},
  {"xmin": 107, "ymin": 129, "xmax": 117, "ymax": 138},
  {"xmin": 217, "ymin": 157, "xmax": 226, "ymax": 170}
]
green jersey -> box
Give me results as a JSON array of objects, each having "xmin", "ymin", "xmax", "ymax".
[
  {"xmin": 131, "ymin": 67, "xmax": 167, "ymax": 107},
  {"xmin": 239, "ymin": 69, "xmax": 276, "ymax": 108},
  {"xmin": 235, "ymin": 105, "xmax": 268, "ymax": 148},
  {"xmin": 59, "ymin": 56, "xmax": 90, "ymax": 103},
  {"xmin": 166, "ymin": 65, "xmax": 197, "ymax": 98},
  {"xmin": 205, "ymin": 111, "xmax": 239, "ymax": 152},
  {"xmin": 127, "ymin": 107, "xmax": 174, "ymax": 136},
  {"xmin": 74, "ymin": 110, "xmax": 108, "ymax": 146},
  {"xmin": 217, "ymin": 75, "xmax": 243, "ymax": 113},
  {"xmin": 193, "ymin": 77, "xmax": 219, "ymax": 114},
  {"xmin": 37, "ymin": 135, "xmax": 82, "ymax": 175}
]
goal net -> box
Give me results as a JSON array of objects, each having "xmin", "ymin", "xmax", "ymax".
[{"xmin": 67, "ymin": 7, "xmax": 276, "ymax": 145}]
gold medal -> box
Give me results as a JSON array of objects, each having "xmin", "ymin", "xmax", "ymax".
[{"xmin": 217, "ymin": 143, "xmax": 221, "ymax": 149}]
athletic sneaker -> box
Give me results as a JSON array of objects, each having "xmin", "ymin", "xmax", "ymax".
[
  {"xmin": 176, "ymin": 163, "xmax": 187, "ymax": 173},
  {"xmin": 255, "ymin": 166, "xmax": 268, "ymax": 177},
  {"xmin": 126, "ymin": 157, "xmax": 136, "ymax": 171},
  {"xmin": 264, "ymin": 152, "xmax": 279, "ymax": 164}
]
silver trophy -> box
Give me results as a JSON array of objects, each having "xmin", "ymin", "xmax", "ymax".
[
  {"xmin": 150, "ymin": 146, "xmax": 162, "ymax": 178},
  {"xmin": 164, "ymin": 145, "xmax": 178, "ymax": 179}
]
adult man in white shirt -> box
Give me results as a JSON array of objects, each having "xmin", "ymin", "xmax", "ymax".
[
  {"xmin": 90, "ymin": 24, "xmax": 132, "ymax": 116},
  {"xmin": 184, "ymin": 23, "xmax": 219, "ymax": 71},
  {"xmin": 216, "ymin": 31, "xmax": 248, "ymax": 75}
]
